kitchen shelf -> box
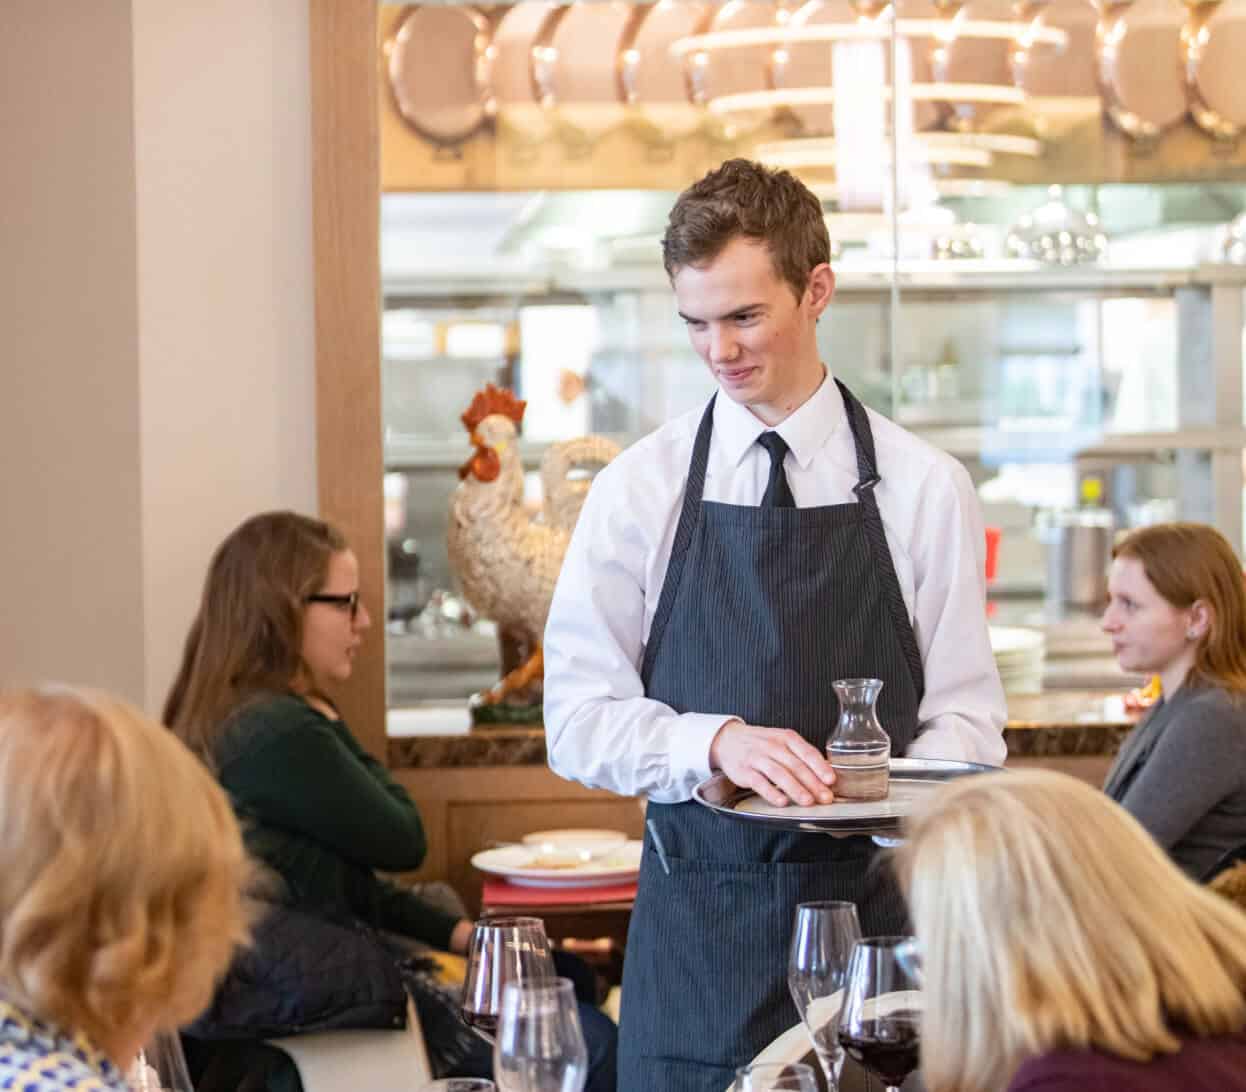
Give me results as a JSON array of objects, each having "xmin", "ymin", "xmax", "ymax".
[
  {"xmin": 384, "ymin": 262, "xmax": 1246, "ymax": 301},
  {"xmin": 916, "ymin": 426, "xmax": 1246, "ymax": 460}
]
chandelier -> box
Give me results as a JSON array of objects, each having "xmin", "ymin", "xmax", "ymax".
[{"xmin": 669, "ymin": 0, "xmax": 1066, "ymax": 207}]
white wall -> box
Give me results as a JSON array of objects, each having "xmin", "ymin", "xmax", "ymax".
[
  {"xmin": 132, "ymin": 0, "xmax": 317, "ymax": 712},
  {"xmin": 1, "ymin": 1, "xmax": 318, "ymax": 712},
  {"xmin": 1, "ymin": 2, "xmax": 147, "ymax": 701}
]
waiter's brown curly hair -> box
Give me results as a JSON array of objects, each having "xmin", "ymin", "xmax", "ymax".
[{"xmin": 662, "ymin": 158, "xmax": 831, "ymax": 301}]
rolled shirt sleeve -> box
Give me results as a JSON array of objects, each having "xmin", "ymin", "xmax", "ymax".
[{"xmin": 902, "ymin": 453, "xmax": 1008, "ymax": 767}]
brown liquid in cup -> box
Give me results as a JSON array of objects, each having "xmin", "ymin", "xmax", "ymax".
[{"xmin": 829, "ymin": 749, "xmax": 890, "ymax": 802}]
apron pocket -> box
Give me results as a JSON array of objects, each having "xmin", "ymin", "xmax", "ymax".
[{"xmin": 622, "ymin": 849, "xmax": 906, "ymax": 1083}]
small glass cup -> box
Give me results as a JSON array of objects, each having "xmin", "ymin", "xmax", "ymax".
[{"xmin": 827, "ymin": 678, "xmax": 890, "ymax": 801}]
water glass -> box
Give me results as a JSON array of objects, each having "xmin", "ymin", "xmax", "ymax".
[
  {"xmin": 734, "ymin": 1061, "xmax": 819, "ymax": 1091},
  {"xmin": 493, "ymin": 977, "xmax": 588, "ymax": 1092},
  {"xmin": 787, "ymin": 900, "xmax": 861, "ymax": 1089}
]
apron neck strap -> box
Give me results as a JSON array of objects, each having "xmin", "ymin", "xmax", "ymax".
[
  {"xmin": 686, "ymin": 394, "xmax": 716, "ymax": 508},
  {"xmin": 836, "ymin": 379, "xmax": 881, "ymax": 497},
  {"xmin": 690, "ymin": 383, "xmax": 882, "ymax": 501}
]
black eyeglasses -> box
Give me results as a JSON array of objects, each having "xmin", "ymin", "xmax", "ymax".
[{"xmin": 305, "ymin": 591, "xmax": 360, "ymax": 620}]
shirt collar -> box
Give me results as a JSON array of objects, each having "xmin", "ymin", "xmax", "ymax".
[{"xmin": 712, "ymin": 370, "xmax": 846, "ymax": 470}]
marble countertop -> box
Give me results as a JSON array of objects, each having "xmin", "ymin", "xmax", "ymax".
[{"xmin": 388, "ymin": 690, "xmax": 1140, "ymax": 769}]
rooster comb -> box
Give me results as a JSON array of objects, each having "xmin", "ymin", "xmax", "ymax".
[{"xmin": 461, "ymin": 384, "xmax": 527, "ymax": 432}]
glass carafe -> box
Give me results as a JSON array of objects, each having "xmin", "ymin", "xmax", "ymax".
[{"xmin": 827, "ymin": 678, "xmax": 890, "ymax": 801}]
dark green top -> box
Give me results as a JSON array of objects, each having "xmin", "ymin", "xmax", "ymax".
[{"xmin": 215, "ymin": 693, "xmax": 459, "ymax": 950}]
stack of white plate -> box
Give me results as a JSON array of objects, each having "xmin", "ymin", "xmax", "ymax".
[
  {"xmin": 989, "ymin": 625, "xmax": 1046, "ymax": 695},
  {"xmin": 471, "ymin": 829, "xmax": 640, "ymax": 889}
]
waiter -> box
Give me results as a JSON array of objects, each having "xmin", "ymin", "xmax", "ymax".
[{"xmin": 544, "ymin": 159, "xmax": 1006, "ymax": 1092}]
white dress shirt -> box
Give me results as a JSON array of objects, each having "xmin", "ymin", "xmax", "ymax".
[{"xmin": 544, "ymin": 375, "xmax": 1007, "ymax": 803}]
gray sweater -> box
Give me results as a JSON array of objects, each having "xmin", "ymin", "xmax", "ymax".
[{"xmin": 1104, "ymin": 683, "xmax": 1246, "ymax": 879}]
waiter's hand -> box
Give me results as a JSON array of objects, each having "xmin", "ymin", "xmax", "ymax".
[{"xmin": 709, "ymin": 720, "xmax": 836, "ymax": 808}]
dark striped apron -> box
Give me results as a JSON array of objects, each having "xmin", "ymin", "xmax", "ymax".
[{"xmin": 618, "ymin": 380, "xmax": 925, "ymax": 1092}]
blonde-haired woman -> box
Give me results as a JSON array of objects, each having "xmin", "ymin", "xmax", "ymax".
[
  {"xmin": 899, "ymin": 769, "xmax": 1246, "ymax": 1092},
  {"xmin": 1101, "ymin": 521, "xmax": 1246, "ymax": 878},
  {"xmin": 0, "ymin": 686, "xmax": 249, "ymax": 1090}
]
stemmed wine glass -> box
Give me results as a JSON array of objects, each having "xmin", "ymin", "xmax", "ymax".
[
  {"xmin": 461, "ymin": 916, "xmax": 556, "ymax": 1043},
  {"xmin": 837, "ymin": 936, "xmax": 923, "ymax": 1092},
  {"xmin": 787, "ymin": 900, "xmax": 862, "ymax": 1089},
  {"xmin": 126, "ymin": 1030, "xmax": 193, "ymax": 1092},
  {"xmin": 734, "ymin": 1062, "xmax": 819, "ymax": 1091},
  {"xmin": 493, "ymin": 977, "xmax": 588, "ymax": 1092}
]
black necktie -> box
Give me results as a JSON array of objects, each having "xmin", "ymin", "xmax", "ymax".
[{"xmin": 757, "ymin": 432, "xmax": 795, "ymax": 508}]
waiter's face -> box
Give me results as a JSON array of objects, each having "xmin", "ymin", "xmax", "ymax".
[{"xmin": 673, "ymin": 236, "xmax": 833, "ymax": 422}]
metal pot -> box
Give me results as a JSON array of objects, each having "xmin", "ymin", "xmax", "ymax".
[{"xmin": 1039, "ymin": 508, "xmax": 1115, "ymax": 609}]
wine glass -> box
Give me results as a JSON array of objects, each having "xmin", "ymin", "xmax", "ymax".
[
  {"xmin": 787, "ymin": 900, "xmax": 862, "ymax": 1089},
  {"xmin": 837, "ymin": 936, "xmax": 923, "ymax": 1092},
  {"xmin": 461, "ymin": 916, "xmax": 556, "ymax": 1043},
  {"xmin": 126, "ymin": 1030, "xmax": 193, "ymax": 1092},
  {"xmin": 493, "ymin": 977, "xmax": 588, "ymax": 1092},
  {"xmin": 734, "ymin": 1061, "xmax": 819, "ymax": 1091}
]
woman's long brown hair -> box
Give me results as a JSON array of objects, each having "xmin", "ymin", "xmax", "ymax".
[
  {"xmin": 162, "ymin": 511, "xmax": 347, "ymax": 760},
  {"xmin": 1113, "ymin": 521, "xmax": 1246, "ymax": 695}
]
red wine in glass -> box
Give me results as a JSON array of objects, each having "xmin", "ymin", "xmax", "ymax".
[
  {"xmin": 838, "ymin": 1012, "xmax": 920, "ymax": 1087},
  {"xmin": 460, "ymin": 916, "xmax": 555, "ymax": 1044},
  {"xmin": 838, "ymin": 936, "xmax": 923, "ymax": 1092},
  {"xmin": 460, "ymin": 1009, "xmax": 499, "ymax": 1041}
]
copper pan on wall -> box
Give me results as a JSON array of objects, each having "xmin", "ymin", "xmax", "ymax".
[
  {"xmin": 487, "ymin": 1, "xmax": 558, "ymax": 146},
  {"xmin": 772, "ymin": 0, "xmax": 902, "ymax": 136},
  {"xmin": 616, "ymin": 0, "xmax": 713, "ymax": 137},
  {"xmin": 1181, "ymin": 0, "xmax": 1246, "ymax": 142},
  {"xmin": 1013, "ymin": 0, "xmax": 1099, "ymax": 97},
  {"xmin": 701, "ymin": 0, "xmax": 790, "ymax": 135},
  {"xmin": 530, "ymin": 0, "xmax": 635, "ymax": 135},
  {"xmin": 923, "ymin": 0, "xmax": 1014, "ymax": 131},
  {"xmin": 1094, "ymin": 0, "xmax": 1186, "ymax": 144},
  {"xmin": 385, "ymin": 5, "xmax": 495, "ymax": 148}
]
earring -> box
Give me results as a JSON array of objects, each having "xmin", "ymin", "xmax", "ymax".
[{"xmin": 1187, "ymin": 628, "xmax": 1199, "ymax": 640}]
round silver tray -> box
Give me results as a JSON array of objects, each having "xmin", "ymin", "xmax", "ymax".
[{"xmin": 693, "ymin": 757, "xmax": 999, "ymax": 836}]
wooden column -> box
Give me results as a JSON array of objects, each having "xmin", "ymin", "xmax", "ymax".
[{"xmin": 310, "ymin": 0, "xmax": 386, "ymax": 758}]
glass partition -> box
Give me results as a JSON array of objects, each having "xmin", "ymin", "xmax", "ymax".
[{"xmin": 378, "ymin": 0, "xmax": 1246, "ymax": 714}]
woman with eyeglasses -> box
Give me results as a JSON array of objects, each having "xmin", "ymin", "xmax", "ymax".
[{"xmin": 164, "ymin": 511, "xmax": 616, "ymax": 1091}]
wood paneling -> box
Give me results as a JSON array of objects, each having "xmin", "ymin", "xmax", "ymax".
[
  {"xmin": 310, "ymin": 0, "xmax": 386, "ymax": 758},
  {"xmin": 394, "ymin": 765, "xmax": 646, "ymax": 916}
]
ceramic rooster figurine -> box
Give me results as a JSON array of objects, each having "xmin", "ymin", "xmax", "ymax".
[{"xmin": 448, "ymin": 384, "xmax": 619, "ymax": 706}]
